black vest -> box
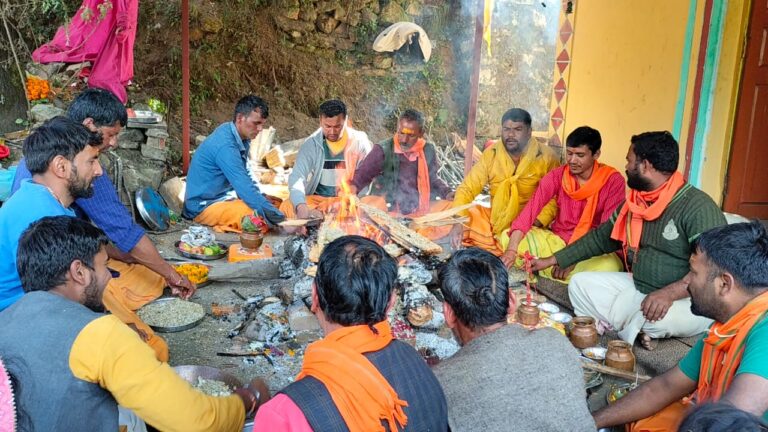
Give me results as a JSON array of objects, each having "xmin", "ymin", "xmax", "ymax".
[
  {"xmin": 371, "ymin": 138, "xmax": 438, "ymax": 206},
  {"xmin": 0, "ymin": 291, "xmax": 119, "ymax": 431},
  {"xmin": 281, "ymin": 339, "xmax": 448, "ymax": 431}
]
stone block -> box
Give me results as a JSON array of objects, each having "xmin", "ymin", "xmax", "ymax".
[
  {"xmin": 195, "ymin": 134, "xmax": 207, "ymax": 147},
  {"xmin": 373, "ymin": 55, "xmax": 393, "ymax": 69},
  {"xmin": 287, "ymin": 302, "xmax": 320, "ymax": 332},
  {"xmin": 30, "ymin": 104, "xmax": 65, "ymax": 123},
  {"xmin": 141, "ymin": 143, "xmax": 168, "ymax": 162},
  {"xmin": 117, "ymin": 128, "xmax": 145, "ymax": 150},
  {"xmin": 361, "ymin": 8, "xmax": 378, "ymax": 27},
  {"xmin": 380, "ymin": 1, "xmax": 407, "ymax": 24},
  {"xmin": 333, "ymin": 6, "xmax": 347, "ymax": 21},
  {"xmin": 316, "ymin": 14, "xmax": 339, "ymax": 34},
  {"xmin": 283, "ymin": 6, "xmax": 300, "ymax": 20},
  {"xmin": 299, "ymin": 5, "xmax": 318, "ymax": 22},
  {"xmin": 348, "ymin": 11, "xmax": 361, "ymax": 27},
  {"xmin": 275, "ymin": 15, "xmax": 315, "ymax": 35},
  {"xmin": 26, "ymin": 62, "xmax": 64, "ymax": 80},
  {"xmin": 122, "ymin": 163, "xmax": 165, "ymax": 194}
]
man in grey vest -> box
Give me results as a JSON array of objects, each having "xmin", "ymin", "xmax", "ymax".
[
  {"xmin": 0, "ymin": 216, "xmax": 269, "ymax": 431},
  {"xmin": 433, "ymin": 247, "xmax": 595, "ymax": 432},
  {"xmin": 253, "ymin": 235, "xmax": 448, "ymax": 430}
]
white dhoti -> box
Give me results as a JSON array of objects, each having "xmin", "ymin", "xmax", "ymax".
[{"xmin": 568, "ymin": 272, "xmax": 712, "ymax": 343}]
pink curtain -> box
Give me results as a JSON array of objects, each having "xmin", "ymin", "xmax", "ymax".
[{"xmin": 32, "ymin": 0, "xmax": 139, "ymax": 103}]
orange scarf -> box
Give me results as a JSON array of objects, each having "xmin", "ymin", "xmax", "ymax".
[
  {"xmin": 562, "ymin": 162, "xmax": 618, "ymax": 243},
  {"xmin": 610, "ymin": 171, "xmax": 686, "ymax": 251},
  {"xmin": 696, "ymin": 291, "xmax": 768, "ymax": 402},
  {"xmin": 327, "ymin": 125, "xmax": 361, "ymax": 185},
  {"xmin": 394, "ymin": 135, "xmax": 430, "ymax": 215},
  {"xmin": 298, "ymin": 321, "xmax": 408, "ymax": 432}
]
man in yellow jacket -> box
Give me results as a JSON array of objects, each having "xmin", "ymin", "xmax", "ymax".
[{"xmin": 451, "ymin": 108, "xmax": 560, "ymax": 255}]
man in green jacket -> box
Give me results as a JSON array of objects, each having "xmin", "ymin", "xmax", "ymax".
[{"xmin": 533, "ymin": 131, "xmax": 726, "ymax": 349}]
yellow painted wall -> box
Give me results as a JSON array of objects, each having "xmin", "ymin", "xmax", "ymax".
[
  {"xmin": 561, "ymin": 0, "xmax": 750, "ymax": 205},
  {"xmin": 563, "ymin": 0, "xmax": 693, "ymax": 174}
]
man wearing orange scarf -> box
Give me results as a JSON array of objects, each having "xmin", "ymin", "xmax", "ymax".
[
  {"xmin": 533, "ymin": 132, "xmax": 725, "ymax": 349},
  {"xmin": 502, "ymin": 126, "xmax": 625, "ymax": 281},
  {"xmin": 450, "ymin": 108, "xmax": 560, "ymax": 255},
  {"xmin": 592, "ymin": 221, "xmax": 768, "ymax": 431},
  {"xmin": 253, "ymin": 235, "xmax": 448, "ymax": 431},
  {"xmin": 280, "ymin": 100, "xmax": 374, "ymax": 220},
  {"xmin": 350, "ymin": 109, "xmax": 454, "ymax": 230}
]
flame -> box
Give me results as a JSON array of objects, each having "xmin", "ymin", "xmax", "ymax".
[{"xmin": 329, "ymin": 176, "xmax": 387, "ymax": 244}]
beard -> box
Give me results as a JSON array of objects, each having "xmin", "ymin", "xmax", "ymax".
[
  {"xmin": 626, "ymin": 170, "xmax": 653, "ymax": 191},
  {"xmin": 82, "ymin": 278, "xmax": 105, "ymax": 313},
  {"xmin": 68, "ymin": 166, "xmax": 94, "ymax": 199}
]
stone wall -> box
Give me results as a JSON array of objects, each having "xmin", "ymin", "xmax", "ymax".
[{"xmin": 272, "ymin": 0, "xmax": 448, "ymax": 71}]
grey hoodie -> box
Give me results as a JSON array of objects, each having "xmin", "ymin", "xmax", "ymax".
[{"xmin": 287, "ymin": 126, "xmax": 372, "ymax": 207}]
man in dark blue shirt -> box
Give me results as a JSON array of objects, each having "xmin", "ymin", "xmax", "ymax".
[
  {"xmin": 11, "ymin": 88, "xmax": 194, "ymax": 361},
  {"xmin": 184, "ymin": 95, "xmax": 284, "ymax": 231}
]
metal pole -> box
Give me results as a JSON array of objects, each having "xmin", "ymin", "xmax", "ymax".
[
  {"xmin": 464, "ymin": 0, "xmax": 485, "ymax": 176},
  {"xmin": 181, "ymin": 0, "xmax": 191, "ymax": 174}
]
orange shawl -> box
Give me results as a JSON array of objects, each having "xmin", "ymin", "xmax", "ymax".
[
  {"xmin": 394, "ymin": 135, "xmax": 430, "ymax": 215},
  {"xmin": 610, "ymin": 171, "xmax": 685, "ymax": 251},
  {"xmin": 298, "ymin": 321, "xmax": 408, "ymax": 432},
  {"xmin": 562, "ymin": 162, "xmax": 618, "ymax": 242},
  {"xmin": 696, "ymin": 291, "xmax": 768, "ymax": 402},
  {"xmin": 327, "ymin": 123, "xmax": 361, "ymax": 184}
]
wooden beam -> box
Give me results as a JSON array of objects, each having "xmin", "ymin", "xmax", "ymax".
[
  {"xmin": 581, "ymin": 360, "xmax": 652, "ymax": 383},
  {"xmin": 464, "ymin": 0, "xmax": 486, "ymax": 176},
  {"xmin": 359, "ymin": 202, "xmax": 442, "ymax": 255}
]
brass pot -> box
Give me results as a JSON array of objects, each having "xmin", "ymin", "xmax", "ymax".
[
  {"xmin": 605, "ymin": 340, "xmax": 635, "ymax": 372},
  {"xmin": 569, "ymin": 316, "xmax": 598, "ymax": 349},
  {"xmin": 517, "ymin": 301, "xmax": 540, "ymax": 326},
  {"xmin": 239, "ymin": 231, "xmax": 263, "ymax": 251}
]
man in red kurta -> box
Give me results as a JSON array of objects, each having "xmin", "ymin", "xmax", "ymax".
[{"xmin": 501, "ymin": 126, "xmax": 625, "ymax": 281}]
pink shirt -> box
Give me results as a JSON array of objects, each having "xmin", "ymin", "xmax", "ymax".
[
  {"xmin": 253, "ymin": 394, "xmax": 313, "ymax": 432},
  {"xmin": 509, "ymin": 165, "xmax": 626, "ymax": 243}
]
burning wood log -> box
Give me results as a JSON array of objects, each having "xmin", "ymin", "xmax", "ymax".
[
  {"xmin": 452, "ymin": 132, "xmax": 481, "ymax": 163},
  {"xmin": 359, "ymin": 202, "xmax": 443, "ymax": 255}
]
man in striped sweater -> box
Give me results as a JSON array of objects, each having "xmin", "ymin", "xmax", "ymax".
[{"xmin": 533, "ymin": 131, "xmax": 726, "ymax": 349}]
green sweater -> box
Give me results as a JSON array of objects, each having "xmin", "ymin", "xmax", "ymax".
[{"xmin": 555, "ymin": 183, "xmax": 726, "ymax": 294}]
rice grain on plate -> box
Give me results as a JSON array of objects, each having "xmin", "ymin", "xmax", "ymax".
[{"xmin": 138, "ymin": 299, "xmax": 205, "ymax": 328}]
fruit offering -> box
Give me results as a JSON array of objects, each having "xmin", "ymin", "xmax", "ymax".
[{"xmin": 179, "ymin": 241, "xmax": 223, "ymax": 256}]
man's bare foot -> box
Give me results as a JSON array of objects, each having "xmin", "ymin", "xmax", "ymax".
[{"xmin": 639, "ymin": 332, "xmax": 658, "ymax": 351}]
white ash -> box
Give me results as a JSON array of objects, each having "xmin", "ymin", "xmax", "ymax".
[
  {"xmin": 398, "ymin": 262, "xmax": 433, "ymax": 285},
  {"xmin": 293, "ymin": 277, "xmax": 314, "ymax": 304},
  {"xmin": 415, "ymin": 332, "xmax": 460, "ymax": 360},
  {"xmin": 245, "ymin": 302, "xmax": 294, "ymax": 343},
  {"xmin": 403, "ymin": 284, "xmax": 435, "ymax": 308}
]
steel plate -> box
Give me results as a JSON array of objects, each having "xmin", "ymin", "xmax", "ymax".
[
  {"xmin": 139, "ymin": 297, "xmax": 205, "ymax": 333},
  {"xmin": 135, "ymin": 187, "xmax": 170, "ymax": 231}
]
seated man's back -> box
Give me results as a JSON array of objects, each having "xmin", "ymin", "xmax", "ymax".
[{"xmin": 434, "ymin": 248, "xmax": 594, "ymax": 432}]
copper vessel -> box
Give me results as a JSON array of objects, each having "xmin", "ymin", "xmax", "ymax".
[
  {"xmin": 239, "ymin": 231, "xmax": 263, "ymax": 251},
  {"xmin": 517, "ymin": 301, "xmax": 540, "ymax": 326},
  {"xmin": 605, "ymin": 340, "xmax": 635, "ymax": 372},
  {"xmin": 569, "ymin": 316, "xmax": 598, "ymax": 349}
]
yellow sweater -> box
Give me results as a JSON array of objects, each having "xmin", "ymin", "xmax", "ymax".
[
  {"xmin": 454, "ymin": 138, "xmax": 560, "ymax": 235},
  {"xmin": 69, "ymin": 315, "xmax": 245, "ymax": 432}
]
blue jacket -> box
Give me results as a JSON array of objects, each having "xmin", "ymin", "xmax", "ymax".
[{"xmin": 184, "ymin": 122, "xmax": 283, "ymax": 222}]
